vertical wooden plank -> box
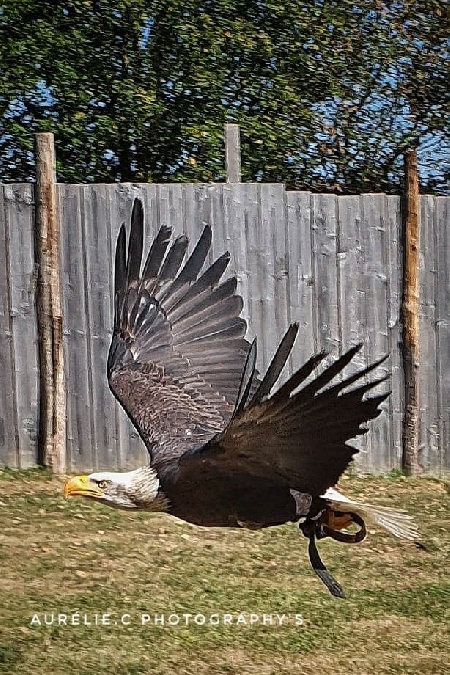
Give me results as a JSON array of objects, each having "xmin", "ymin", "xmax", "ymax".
[
  {"xmin": 210, "ymin": 184, "xmax": 247, "ymax": 345},
  {"xmin": 225, "ymin": 123, "xmax": 241, "ymax": 183},
  {"xmin": 417, "ymin": 196, "xmax": 439, "ymax": 471},
  {"xmin": 209, "ymin": 183, "xmax": 228, "ymax": 258},
  {"xmin": 101, "ymin": 184, "xmax": 121, "ymax": 469},
  {"xmin": 311, "ymin": 194, "xmax": 340, "ymax": 354},
  {"xmin": 112, "ymin": 183, "xmax": 152, "ymax": 469},
  {"xmin": 336, "ymin": 196, "xmax": 366, "ymax": 351},
  {"xmin": 194, "ymin": 184, "xmax": 215, "ymax": 243},
  {"xmin": 243, "ymin": 184, "xmax": 268, "ymax": 371},
  {"xmin": 209, "ymin": 184, "xmax": 229, "ymax": 263},
  {"xmin": 285, "ymin": 192, "xmax": 315, "ymax": 373},
  {"xmin": 81, "ymin": 185, "xmax": 120, "ymax": 471},
  {"xmin": 138, "ymin": 183, "xmax": 160, "ymax": 243},
  {"xmin": 259, "ymin": 184, "xmax": 289, "ymax": 378},
  {"xmin": 158, "ymin": 184, "xmax": 186, "ymax": 236},
  {"xmin": 4, "ymin": 185, "xmax": 39, "ymax": 468},
  {"xmin": 181, "ymin": 184, "xmax": 197, "ymax": 241},
  {"xmin": 386, "ymin": 196, "xmax": 403, "ymax": 469},
  {"xmin": 221, "ymin": 183, "xmax": 255, "ymax": 343},
  {"xmin": 58, "ymin": 184, "xmax": 93, "ymax": 473},
  {"xmin": 0, "ymin": 187, "xmax": 18, "ymax": 467},
  {"xmin": 361, "ymin": 195, "xmax": 390, "ymax": 362},
  {"xmin": 182, "ymin": 184, "xmax": 215, "ymax": 269},
  {"xmin": 222, "ymin": 183, "xmax": 260, "ymax": 349},
  {"xmin": 436, "ymin": 196, "xmax": 450, "ymax": 473},
  {"xmin": 359, "ymin": 194, "xmax": 391, "ymax": 472},
  {"xmin": 336, "ymin": 195, "xmax": 368, "ymax": 461}
]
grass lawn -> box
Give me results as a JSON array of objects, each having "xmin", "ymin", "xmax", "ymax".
[{"xmin": 0, "ymin": 469, "xmax": 448, "ymax": 675}]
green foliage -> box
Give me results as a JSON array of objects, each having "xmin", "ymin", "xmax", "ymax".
[{"xmin": 0, "ymin": 1, "xmax": 448, "ymax": 192}]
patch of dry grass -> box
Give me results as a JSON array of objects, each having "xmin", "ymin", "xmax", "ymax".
[{"xmin": 0, "ymin": 470, "xmax": 448, "ymax": 674}]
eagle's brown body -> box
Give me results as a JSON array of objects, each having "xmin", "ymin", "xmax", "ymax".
[{"xmin": 166, "ymin": 473, "xmax": 299, "ymax": 529}]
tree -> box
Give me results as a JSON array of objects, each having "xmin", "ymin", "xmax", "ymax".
[{"xmin": 0, "ymin": 0, "xmax": 448, "ymax": 192}]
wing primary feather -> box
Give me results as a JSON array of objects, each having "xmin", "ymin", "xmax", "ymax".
[
  {"xmin": 293, "ymin": 346, "xmax": 386, "ymax": 406},
  {"xmin": 142, "ymin": 225, "xmax": 172, "ymax": 280},
  {"xmin": 274, "ymin": 344, "xmax": 362, "ymax": 406},
  {"xmin": 270, "ymin": 352, "xmax": 328, "ymax": 404},
  {"xmin": 252, "ymin": 323, "xmax": 299, "ymax": 403},
  {"xmin": 175, "ymin": 225, "xmax": 212, "ymax": 285},
  {"xmin": 158, "ymin": 236, "xmax": 189, "ymax": 281},
  {"xmin": 158, "ymin": 226, "xmax": 213, "ymax": 306},
  {"xmin": 170, "ymin": 272, "xmax": 237, "ymax": 322},
  {"xmin": 320, "ymin": 354, "xmax": 389, "ymax": 399},
  {"xmin": 299, "ymin": 378, "xmax": 390, "ymax": 422},
  {"xmin": 297, "ymin": 344, "xmax": 362, "ymax": 396},
  {"xmin": 126, "ymin": 199, "xmax": 144, "ymax": 284},
  {"xmin": 233, "ymin": 337, "xmax": 257, "ymax": 417},
  {"xmin": 195, "ymin": 252, "xmax": 231, "ymax": 290},
  {"xmin": 170, "ymin": 252, "xmax": 231, "ymax": 314}
]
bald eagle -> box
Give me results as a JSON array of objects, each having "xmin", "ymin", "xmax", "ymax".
[{"xmin": 65, "ymin": 199, "xmax": 419, "ymax": 597}]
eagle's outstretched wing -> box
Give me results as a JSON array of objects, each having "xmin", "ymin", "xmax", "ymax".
[
  {"xmin": 178, "ymin": 334, "xmax": 389, "ymax": 497},
  {"xmin": 107, "ymin": 198, "xmax": 259, "ymax": 467}
]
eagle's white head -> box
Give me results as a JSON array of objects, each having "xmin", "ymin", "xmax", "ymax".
[{"xmin": 64, "ymin": 466, "xmax": 168, "ymax": 511}]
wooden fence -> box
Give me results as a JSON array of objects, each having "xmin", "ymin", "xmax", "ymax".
[{"xmin": 0, "ymin": 182, "xmax": 449, "ymax": 473}]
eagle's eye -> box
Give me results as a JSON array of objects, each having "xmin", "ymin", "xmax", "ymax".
[{"xmin": 97, "ymin": 480, "xmax": 109, "ymax": 490}]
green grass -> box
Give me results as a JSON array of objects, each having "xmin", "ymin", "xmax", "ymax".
[{"xmin": 0, "ymin": 470, "xmax": 448, "ymax": 674}]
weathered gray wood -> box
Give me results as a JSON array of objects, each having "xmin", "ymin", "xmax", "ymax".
[
  {"xmin": 2, "ymin": 184, "xmax": 450, "ymax": 474},
  {"xmin": 225, "ymin": 123, "xmax": 241, "ymax": 183},
  {"xmin": 259, "ymin": 184, "xmax": 289, "ymax": 374},
  {"xmin": 3, "ymin": 185, "xmax": 38, "ymax": 468},
  {"xmin": 209, "ymin": 183, "xmax": 229, "ymax": 262},
  {"xmin": 285, "ymin": 192, "xmax": 315, "ymax": 373},
  {"xmin": 0, "ymin": 187, "xmax": 18, "ymax": 466},
  {"xmin": 111, "ymin": 184, "xmax": 150, "ymax": 469},
  {"xmin": 417, "ymin": 196, "xmax": 439, "ymax": 471},
  {"xmin": 80, "ymin": 185, "xmax": 118, "ymax": 471},
  {"xmin": 360, "ymin": 194, "xmax": 391, "ymax": 471},
  {"xmin": 226, "ymin": 184, "xmax": 261, "ymax": 351},
  {"xmin": 386, "ymin": 195, "xmax": 403, "ymax": 468},
  {"xmin": 311, "ymin": 194, "xmax": 340, "ymax": 354},
  {"xmin": 336, "ymin": 195, "xmax": 368, "ymax": 461},
  {"xmin": 337, "ymin": 196, "xmax": 365, "ymax": 351},
  {"xmin": 220, "ymin": 183, "xmax": 255, "ymax": 344},
  {"xmin": 436, "ymin": 196, "xmax": 450, "ymax": 472},
  {"xmin": 58, "ymin": 184, "xmax": 94, "ymax": 472},
  {"xmin": 245, "ymin": 184, "xmax": 270, "ymax": 369},
  {"xmin": 158, "ymin": 184, "xmax": 186, "ymax": 236}
]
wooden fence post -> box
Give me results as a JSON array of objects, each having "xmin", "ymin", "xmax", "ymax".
[
  {"xmin": 225, "ymin": 123, "xmax": 241, "ymax": 183},
  {"xmin": 35, "ymin": 133, "xmax": 66, "ymax": 474},
  {"xmin": 401, "ymin": 149, "xmax": 420, "ymax": 475}
]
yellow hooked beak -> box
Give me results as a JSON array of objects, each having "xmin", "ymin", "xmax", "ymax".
[{"xmin": 64, "ymin": 475, "xmax": 104, "ymax": 499}]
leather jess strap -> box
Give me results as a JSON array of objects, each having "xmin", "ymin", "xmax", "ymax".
[
  {"xmin": 307, "ymin": 533, "xmax": 347, "ymax": 598},
  {"xmin": 300, "ymin": 509, "xmax": 368, "ymax": 598}
]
